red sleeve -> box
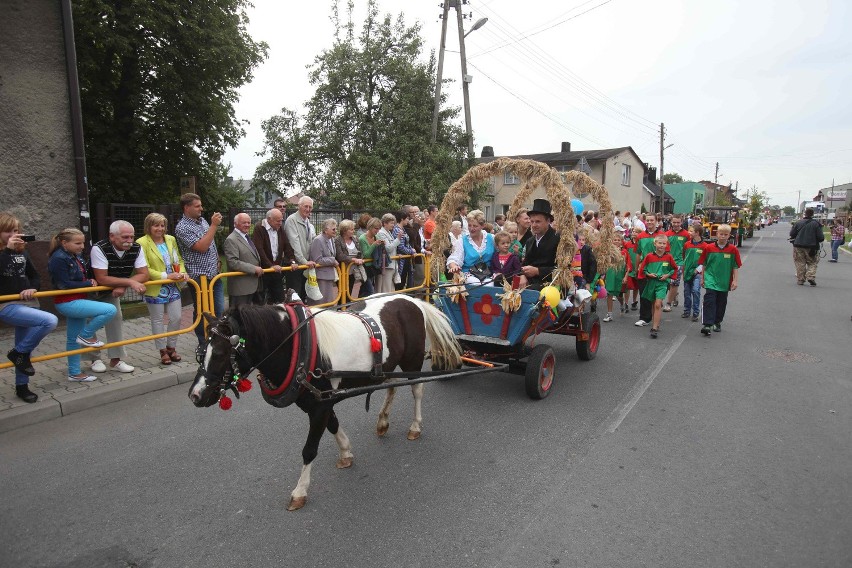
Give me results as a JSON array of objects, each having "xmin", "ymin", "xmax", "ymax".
[
  {"xmin": 623, "ymin": 249, "xmax": 632, "ymax": 272},
  {"xmin": 731, "ymin": 245, "xmax": 742, "ymax": 268},
  {"xmin": 698, "ymin": 247, "xmax": 708, "ymax": 266},
  {"xmin": 638, "ymin": 255, "xmax": 648, "ymax": 278}
]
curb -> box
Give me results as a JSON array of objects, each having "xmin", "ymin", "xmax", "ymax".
[{"xmin": 0, "ymin": 367, "xmax": 197, "ymax": 434}]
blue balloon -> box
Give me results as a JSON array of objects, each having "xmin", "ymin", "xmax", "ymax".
[{"xmin": 571, "ymin": 198, "xmax": 584, "ymax": 214}]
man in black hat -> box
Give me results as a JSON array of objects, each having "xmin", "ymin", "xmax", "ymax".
[{"xmin": 519, "ymin": 198, "xmax": 559, "ymax": 290}]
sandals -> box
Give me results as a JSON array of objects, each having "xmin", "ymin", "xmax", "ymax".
[
  {"xmin": 159, "ymin": 349, "xmax": 172, "ymax": 365},
  {"xmin": 165, "ymin": 347, "xmax": 182, "ymax": 362}
]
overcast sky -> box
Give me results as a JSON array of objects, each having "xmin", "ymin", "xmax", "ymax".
[{"xmin": 222, "ymin": 0, "xmax": 852, "ymax": 208}]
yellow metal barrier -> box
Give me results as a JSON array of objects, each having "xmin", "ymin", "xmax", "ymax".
[
  {"xmin": 0, "ymin": 278, "xmax": 203, "ymax": 370},
  {"xmin": 208, "ymin": 265, "xmax": 342, "ymax": 313},
  {"xmin": 339, "ymin": 253, "xmax": 432, "ymax": 304}
]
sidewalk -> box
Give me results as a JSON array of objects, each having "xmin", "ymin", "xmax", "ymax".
[{"xmin": 0, "ymin": 305, "xmax": 200, "ymax": 433}]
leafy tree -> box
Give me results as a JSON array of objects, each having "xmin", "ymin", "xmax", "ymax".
[
  {"xmin": 714, "ymin": 193, "xmax": 732, "ymax": 206},
  {"xmin": 662, "ymin": 172, "xmax": 684, "ymax": 184},
  {"xmin": 782, "ymin": 205, "xmax": 796, "ymax": 216},
  {"xmin": 253, "ymin": 0, "xmax": 470, "ymax": 210},
  {"xmin": 74, "ymin": 0, "xmax": 268, "ymax": 205}
]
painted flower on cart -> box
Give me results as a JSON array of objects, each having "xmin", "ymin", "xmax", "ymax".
[{"xmin": 473, "ymin": 294, "xmax": 501, "ymax": 325}]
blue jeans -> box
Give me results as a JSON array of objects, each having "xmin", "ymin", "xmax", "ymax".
[
  {"xmin": 191, "ymin": 277, "xmax": 224, "ymax": 346},
  {"xmin": 831, "ymin": 239, "xmax": 842, "ymax": 261},
  {"xmin": 682, "ymin": 276, "xmax": 701, "ymax": 316},
  {"xmin": 55, "ymin": 299, "xmax": 117, "ymax": 376},
  {"xmin": 0, "ymin": 305, "xmax": 59, "ymax": 385}
]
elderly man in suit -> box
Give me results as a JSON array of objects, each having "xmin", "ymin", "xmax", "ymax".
[
  {"xmin": 224, "ymin": 213, "xmax": 264, "ymax": 307},
  {"xmin": 283, "ymin": 195, "xmax": 317, "ymax": 299},
  {"xmin": 252, "ymin": 207, "xmax": 295, "ymax": 304},
  {"xmin": 519, "ymin": 199, "xmax": 559, "ymax": 290}
]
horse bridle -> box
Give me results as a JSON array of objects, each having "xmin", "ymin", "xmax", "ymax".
[{"xmin": 197, "ymin": 317, "xmax": 251, "ymax": 400}]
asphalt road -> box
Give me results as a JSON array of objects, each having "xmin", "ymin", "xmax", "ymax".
[{"xmin": 1, "ymin": 227, "xmax": 850, "ymax": 568}]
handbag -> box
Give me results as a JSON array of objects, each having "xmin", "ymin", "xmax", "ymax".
[
  {"xmin": 304, "ymin": 268, "xmax": 323, "ymax": 301},
  {"xmin": 468, "ymin": 261, "xmax": 492, "ymax": 282}
]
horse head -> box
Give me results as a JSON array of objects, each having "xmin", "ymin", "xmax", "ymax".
[{"xmin": 188, "ymin": 310, "xmax": 254, "ymax": 407}]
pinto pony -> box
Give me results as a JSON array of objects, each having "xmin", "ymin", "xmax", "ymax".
[{"xmin": 188, "ymin": 295, "xmax": 462, "ymax": 510}]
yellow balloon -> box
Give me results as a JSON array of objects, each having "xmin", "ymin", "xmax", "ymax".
[{"xmin": 539, "ymin": 286, "xmax": 561, "ymax": 308}]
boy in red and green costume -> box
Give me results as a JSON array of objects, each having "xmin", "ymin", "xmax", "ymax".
[
  {"xmin": 623, "ymin": 226, "xmax": 640, "ymax": 312},
  {"xmin": 634, "ymin": 213, "xmax": 668, "ymax": 327},
  {"xmin": 680, "ymin": 221, "xmax": 705, "ymax": 321},
  {"xmin": 698, "ymin": 223, "xmax": 741, "ymax": 335},
  {"xmin": 664, "ymin": 214, "xmax": 689, "ymax": 312},
  {"xmin": 638, "ymin": 234, "xmax": 676, "ymax": 338},
  {"xmin": 603, "ymin": 228, "xmax": 632, "ymax": 321}
]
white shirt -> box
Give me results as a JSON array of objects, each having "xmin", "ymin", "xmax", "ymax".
[
  {"xmin": 263, "ymin": 219, "xmax": 279, "ymax": 260},
  {"xmin": 90, "ymin": 244, "xmax": 149, "ymax": 270},
  {"xmin": 447, "ymin": 232, "xmax": 491, "ymax": 269}
]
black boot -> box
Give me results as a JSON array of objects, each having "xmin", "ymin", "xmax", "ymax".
[
  {"xmin": 15, "ymin": 385, "xmax": 38, "ymax": 403},
  {"xmin": 7, "ymin": 349, "xmax": 35, "ymax": 376}
]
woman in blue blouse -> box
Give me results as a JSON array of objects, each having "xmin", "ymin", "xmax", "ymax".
[{"xmin": 446, "ymin": 209, "xmax": 495, "ymax": 284}]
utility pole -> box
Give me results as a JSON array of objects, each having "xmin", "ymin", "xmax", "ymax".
[
  {"xmin": 659, "ymin": 123, "xmax": 672, "ymax": 215},
  {"xmin": 430, "ymin": 2, "xmax": 451, "ymax": 144},
  {"xmin": 456, "ymin": 3, "xmax": 474, "ymax": 158},
  {"xmin": 714, "ymin": 162, "xmax": 719, "ymax": 185}
]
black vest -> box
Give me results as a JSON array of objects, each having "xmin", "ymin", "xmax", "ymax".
[{"xmin": 94, "ymin": 239, "xmax": 141, "ymax": 278}]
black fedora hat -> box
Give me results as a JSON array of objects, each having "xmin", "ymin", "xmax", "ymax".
[{"xmin": 528, "ymin": 198, "xmax": 553, "ymax": 220}]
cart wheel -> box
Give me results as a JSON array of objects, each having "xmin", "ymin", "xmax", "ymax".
[
  {"xmin": 575, "ymin": 312, "xmax": 601, "ymax": 361},
  {"xmin": 525, "ymin": 344, "xmax": 555, "ymax": 400}
]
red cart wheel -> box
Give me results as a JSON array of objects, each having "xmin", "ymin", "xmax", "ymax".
[
  {"xmin": 575, "ymin": 312, "xmax": 601, "ymax": 361},
  {"xmin": 525, "ymin": 344, "xmax": 555, "ymax": 400}
]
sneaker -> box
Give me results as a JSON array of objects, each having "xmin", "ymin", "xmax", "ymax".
[
  {"xmin": 631, "ymin": 301, "xmax": 638, "ymax": 311},
  {"xmin": 713, "ymin": 323, "xmax": 721, "ymax": 332},
  {"xmin": 797, "ymin": 281, "xmax": 804, "ymax": 285},
  {"xmin": 650, "ymin": 328, "xmax": 658, "ymax": 338},
  {"xmin": 634, "ymin": 319, "xmax": 648, "ymax": 327},
  {"xmin": 15, "ymin": 384, "xmax": 38, "ymax": 403},
  {"xmin": 7, "ymin": 349, "xmax": 35, "ymax": 376},
  {"xmin": 692, "ymin": 315, "xmax": 699, "ymax": 322},
  {"xmin": 110, "ymin": 360, "xmax": 135, "ymax": 373},
  {"xmin": 681, "ymin": 312, "xmax": 690, "ymax": 318},
  {"xmin": 76, "ymin": 335, "xmax": 105, "ymax": 348},
  {"xmin": 672, "ymin": 300, "xmax": 679, "ymax": 307},
  {"xmin": 701, "ymin": 325, "xmax": 712, "ymax": 336},
  {"xmin": 91, "ymin": 359, "xmax": 107, "ymax": 373},
  {"xmin": 808, "ymin": 280, "xmax": 817, "ymax": 287},
  {"xmin": 828, "ymin": 259, "xmax": 837, "ymax": 263},
  {"xmin": 603, "ymin": 313, "xmax": 613, "ymax": 322},
  {"xmin": 662, "ymin": 304, "xmax": 672, "ymax": 312},
  {"xmin": 68, "ymin": 374, "xmax": 97, "ymax": 382}
]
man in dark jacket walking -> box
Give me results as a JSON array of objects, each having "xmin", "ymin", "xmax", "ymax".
[{"xmin": 790, "ymin": 207, "xmax": 825, "ymax": 286}]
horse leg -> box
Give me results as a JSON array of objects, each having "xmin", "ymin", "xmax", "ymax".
[
  {"xmin": 326, "ymin": 409, "xmax": 353, "ymax": 469},
  {"xmin": 407, "ymin": 383, "xmax": 424, "ymax": 441},
  {"xmin": 288, "ymin": 407, "xmax": 330, "ymax": 511},
  {"xmin": 376, "ymin": 386, "xmax": 396, "ymax": 437}
]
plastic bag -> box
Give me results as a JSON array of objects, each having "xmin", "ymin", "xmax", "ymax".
[{"xmin": 305, "ymin": 268, "xmax": 323, "ymax": 301}]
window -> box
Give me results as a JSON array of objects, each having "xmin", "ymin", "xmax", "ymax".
[
  {"xmin": 621, "ymin": 164, "xmax": 631, "ymax": 186},
  {"xmin": 504, "ymin": 170, "xmax": 519, "ymax": 185}
]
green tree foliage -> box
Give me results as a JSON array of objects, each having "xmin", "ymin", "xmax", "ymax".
[
  {"xmin": 662, "ymin": 172, "xmax": 684, "ymax": 184},
  {"xmin": 74, "ymin": 0, "xmax": 267, "ymax": 209},
  {"xmin": 253, "ymin": 0, "xmax": 470, "ymax": 210},
  {"xmin": 782, "ymin": 205, "xmax": 796, "ymax": 216}
]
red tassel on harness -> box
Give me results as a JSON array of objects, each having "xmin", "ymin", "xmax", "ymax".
[
  {"xmin": 370, "ymin": 337, "xmax": 382, "ymax": 353},
  {"xmin": 236, "ymin": 378, "xmax": 252, "ymax": 393},
  {"xmin": 219, "ymin": 395, "xmax": 233, "ymax": 410}
]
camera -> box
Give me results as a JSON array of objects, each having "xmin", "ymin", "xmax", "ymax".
[{"xmin": 20, "ymin": 235, "xmax": 36, "ymax": 242}]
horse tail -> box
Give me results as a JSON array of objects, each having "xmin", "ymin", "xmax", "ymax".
[{"xmin": 416, "ymin": 299, "xmax": 462, "ymax": 370}]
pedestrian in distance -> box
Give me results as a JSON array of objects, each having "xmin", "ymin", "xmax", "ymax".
[
  {"xmin": 87, "ymin": 220, "xmax": 150, "ymax": 374},
  {"xmin": 0, "ymin": 212, "xmax": 59, "ymax": 402},
  {"xmin": 789, "ymin": 207, "xmax": 824, "ymax": 285},
  {"xmin": 136, "ymin": 213, "xmax": 189, "ymax": 365},
  {"xmin": 223, "ymin": 212, "xmax": 264, "ymax": 308},
  {"xmin": 174, "ymin": 192, "xmax": 225, "ymax": 348},
  {"xmin": 47, "ymin": 228, "xmax": 117, "ymax": 382},
  {"xmin": 681, "ymin": 221, "xmax": 706, "ymax": 322},
  {"xmin": 698, "ymin": 224, "xmax": 741, "ymax": 336},
  {"xmin": 638, "ymin": 234, "xmax": 677, "ymax": 339},
  {"xmin": 829, "ymin": 220, "xmax": 845, "ymax": 263}
]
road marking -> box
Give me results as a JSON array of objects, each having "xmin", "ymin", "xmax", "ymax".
[
  {"xmin": 605, "ymin": 334, "xmax": 686, "ymax": 433},
  {"xmin": 741, "ymin": 233, "xmax": 764, "ymax": 264}
]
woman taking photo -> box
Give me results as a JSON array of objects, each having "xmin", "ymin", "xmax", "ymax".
[
  {"xmin": 0, "ymin": 212, "xmax": 59, "ymax": 402},
  {"xmin": 47, "ymin": 228, "xmax": 117, "ymax": 382},
  {"xmin": 136, "ymin": 213, "xmax": 188, "ymax": 365},
  {"xmin": 334, "ymin": 219, "xmax": 367, "ymax": 300},
  {"xmin": 307, "ymin": 218, "xmax": 340, "ymax": 305}
]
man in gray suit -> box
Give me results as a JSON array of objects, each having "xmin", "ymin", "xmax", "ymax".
[
  {"xmin": 224, "ymin": 213, "xmax": 264, "ymax": 307},
  {"xmin": 283, "ymin": 195, "xmax": 317, "ymax": 299}
]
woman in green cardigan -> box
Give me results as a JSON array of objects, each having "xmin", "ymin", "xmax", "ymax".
[{"xmin": 137, "ymin": 213, "xmax": 189, "ymax": 365}]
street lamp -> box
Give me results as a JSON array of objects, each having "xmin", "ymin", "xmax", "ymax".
[
  {"xmin": 464, "ymin": 17, "xmax": 488, "ymax": 38},
  {"xmin": 458, "ymin": 15, "xmax": 487, "ymax": 158}
]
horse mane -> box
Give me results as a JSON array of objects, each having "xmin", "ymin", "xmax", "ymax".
[
  {"xmin": 311, "ymin": 310, "xmax": 346, "ymax": 366},
  {"xmin": 230, "ymin": 304, "xmax": 288, "ymax": 357}
]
